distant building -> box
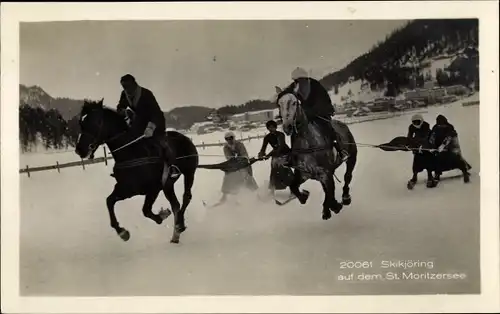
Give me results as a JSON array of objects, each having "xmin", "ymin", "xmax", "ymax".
[
  {"xmin": 368, "ymin": 97, "xmax": 396, "ymax": 112},
  {"xmin": 228, "ymin": 113, "xmax": 247, "ymax": 123},
  {"xmin": 206, "ymin": 110, "xmax": 226, "ymax": 123},
  {"xmin": 445, "ymin": 85, "xmax": 468, "ymax": 96},
  {"xmin": 228, "ymin": 109, "xmax": 278, "ymax": 124},
  {"xmin": 247, "ymin": 109, "xmax": 275, "ymax": 123}
]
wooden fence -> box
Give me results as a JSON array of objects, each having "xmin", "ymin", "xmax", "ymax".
[
  {"xmin": 19, "ymin": 110, "xmax": 425, "ymax": 177},
  {"xmin": 20, "ymin": 133, "xmax": 266, "ymax": 177},
  {"xmin": 462, "ymin": 100, "xmax": 480, "ymax": 107}
]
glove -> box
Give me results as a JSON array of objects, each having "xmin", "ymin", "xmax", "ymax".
[
  {"xmin": 437, "ymin": 144, "xmax": 445, "ymax": 153},
  {"xmin": 418, "ymin": 145, "xmax": 423, "ymax": 154},
  {"xmin": 144, "ymin": 122, "xmax": 156, "ymax": 138}
]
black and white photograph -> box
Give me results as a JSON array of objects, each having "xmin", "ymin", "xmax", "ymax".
[{"xmin": 1, "ymin": 2, "xmax": 499, "ymax": 313}]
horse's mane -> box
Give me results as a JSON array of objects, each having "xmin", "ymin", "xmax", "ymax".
[
  {"xmin": 82, "ymin": 99, "xmax": 118, "ymax": 115},
  {"xmin": 276, "ymin": 83, "xmax": 297, "ymax": 103},
  {"xmin": 276, "ymin": 87, "xmax": 334, "ymax": 145},
  {"xmin": 81, "ymin": 99, "xmax": 128, "ymax": 129}
]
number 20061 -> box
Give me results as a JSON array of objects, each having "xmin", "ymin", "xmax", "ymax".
[{"xmin": 340, "ymin": 261, "xmax": 373, "ymax": 269}]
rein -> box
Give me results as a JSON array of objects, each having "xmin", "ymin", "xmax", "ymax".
[
  {"xmin": 84, "ymin": 108, "xmax": 147, "ymax": 155},
  {"xmin": 287, "ymin": 105, "xmax": 335, "ymax": 156},
  {"xmin": 111, "ymin": 134, "xmax": 145, "ymax": 153},
  {"xmin": 113, "ymin": 156, "xmax": 162, "ymax": 169}
]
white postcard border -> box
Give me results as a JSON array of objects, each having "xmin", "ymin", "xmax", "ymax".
[{"xmin": 1, "ymin": 1, "xmax": 499, "ymax": 313}]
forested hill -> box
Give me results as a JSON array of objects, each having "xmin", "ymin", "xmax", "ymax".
[{"xmin": 319, "ymin": 19, "xmax": 478, "ymax": 92}]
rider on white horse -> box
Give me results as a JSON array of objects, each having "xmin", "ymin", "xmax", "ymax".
[{"xmin": 289, "ymin": 67, "xmax": 349, "ymax": 162}]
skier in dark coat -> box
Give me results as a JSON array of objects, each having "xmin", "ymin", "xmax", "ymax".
[
  {"xmin": 407, "ymin": 114, "xmax": 431, "ymax": 143},
  {"xmin": 116, "ymin": 74, "xmax": 179, "ymax": 178},
  {"xmin": 258, "ymin": 120, "xmax": 293, "ymax": 192},
  {"xmin": 406, "ymin": 113, "xmax": 434, "ymax": 184},
  {"xmin": 429, "ymin": 114, "xmax": 471, "ymax": 182}
]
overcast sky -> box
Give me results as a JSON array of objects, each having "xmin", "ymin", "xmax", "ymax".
[{"xmin": 20, "ymin": 20, "xmax": 408, "ymax": 110}]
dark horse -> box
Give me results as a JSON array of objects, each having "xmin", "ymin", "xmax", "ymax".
[
  {"xmin": 74, "ymin": 99, "xmax": 199, "ymax": 243},
  {"xmin": 274, "ymin": 87, "xmax": 358, "ymax": 220}
]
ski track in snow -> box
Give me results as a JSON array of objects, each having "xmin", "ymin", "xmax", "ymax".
[{"xmin": 20, "ymin": 96, "xmax": 480, "ymax": 296}]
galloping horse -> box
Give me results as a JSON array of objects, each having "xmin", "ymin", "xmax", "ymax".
[
  {"xmin": 274, "ymin": 87, "xmax": 358, "ymax": 221},
  {"xmin": 75, "ymin": 99, "xmax": 199, "ymax": 243}
]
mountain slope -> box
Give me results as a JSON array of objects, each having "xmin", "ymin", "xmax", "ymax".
[
  {"xmin": 18, "ymin": 84, "xmax": 213, "ymax": 130},
  {"xmin": 20, "ymin": 84, "xmax": 84, "ymax": 120},
  {"xmin": 319, "ymin": 19, "xmax": 478, "ymax": 92}
]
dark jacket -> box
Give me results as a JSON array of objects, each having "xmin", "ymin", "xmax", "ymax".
[
  {"xmin": 407, "ymin": 121, "xmax": 431, "ymax": 143},
  {"xmin": 429, "ymin": 115, "xmax": 458, "ymax": 148},
  {"xmin": 117, "ymin": 87, "xmax": 166, "ymax": 137},
  {"xmin": 259, "ymin": 131, "xmax": 290, "ymax": 158},
  {"xmin": 429, "ymin": 123, "xmax": 458, "ymax": 148},
  {"xmin": 282, "ymin": 77, "xmax": 335, "ymax": 118}
]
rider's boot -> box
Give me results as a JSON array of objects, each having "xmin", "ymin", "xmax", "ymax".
[
  {"xmin": 334, "ymin": 139, "xmax": 349, "ymax": 162},
  {"xmin": 159, "ymin": 138, "xmax": 180, "ymax": 179},
  {"xmin": 327, "ymin": 121, "xmax": 348, "ymax": 162}
]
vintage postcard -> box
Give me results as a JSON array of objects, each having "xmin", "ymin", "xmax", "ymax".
[{"xmin": 1, "ymin": 1, "xmax": 499, "ymax": 313}]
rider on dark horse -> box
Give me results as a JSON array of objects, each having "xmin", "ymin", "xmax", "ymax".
[
  {"xmin": 429, "ymin": 114, "xmax": 471, "ymax": 183},
  {"xmin": 258, "ymin": 120, "xmax": 292, "ymax": 191},
  {"xmin": 115, "ymin": 74, "xmax": 180, "ymax": 178},
  {"xmin": 286, "ymin": 67, "xmax": 349, "ymax": 162}
]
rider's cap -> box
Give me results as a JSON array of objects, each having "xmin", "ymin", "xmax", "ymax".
[
  {"xmin": 120, "ymin": 74, "xmax": 136, "ymax": 83},
  {"xmin": 411, "ymin": 114, "xmax": 423, "ymax": 122},
  {"xmin": 224, "ymin": 131, "xmax": 235, "ymax": 139},
  {"xmin": 436, "ymin": 114, "xmax": 448, "ymax": 124},
  {"xmin": 291, "ymin": 67, "xmax": 308, "ymax": 80},
  {"xmin": 266, "ymin": 120, "xmax": 277, "ymax": 128}
]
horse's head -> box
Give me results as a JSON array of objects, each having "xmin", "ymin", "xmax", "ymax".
[
  {"xmin": 75, "ymin": 98, "xmax": 107, "ymax": 158},
  {"xmin": 274, "ymin": 86, "xmax": 306, "ymax": 136},
  {"xmin": 75, "ymin": 98, "xmax": 128, "ymax": 159}
]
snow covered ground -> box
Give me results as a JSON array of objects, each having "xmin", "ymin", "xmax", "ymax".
[{"xmin": 20, "ymin": 95, "xmax": 480, "ymax": 296}]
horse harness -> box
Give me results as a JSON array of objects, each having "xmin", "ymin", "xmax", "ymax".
[
  {"xmin": 276, "ymin": 92, "xmax": 344, "ymax": 172},
  {"xmin": 81, "ymin": 108, "xmax": 165, "ymax": 170}
]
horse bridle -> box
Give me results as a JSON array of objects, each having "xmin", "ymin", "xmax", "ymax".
[
  {"xmin": 80, "ymin": 108, "xmax": 140, "ymax": 156},
  {"xmin": 278, "ymin": 92, "xmax": 335, "ymax": 156},
  {"xmin": 82, "ymin": 114, "xmax": 105, "ymax": 157}
]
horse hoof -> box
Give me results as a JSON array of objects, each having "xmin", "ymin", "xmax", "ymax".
[
  {"xmin": 159, "ymin": 208, "xmax": 172, "ymax": 221},
  {"xmin": 407, "ymin": 180, "xmax": 416, "ymax": 190},
  {"xmin": 426, "ymin": 180, "xmax": 437, "ymax": 188},
  {"xmin": 118, "ymin": 229, "xmax": 130, "ymax": 241},
  {"xmin": 342, "ymin": 195, "xmax": 352, "ymax": 205},
  {"xmin": 298, "ymin": 190, "xmax": 310, "ymax": 204},
  {"xmin": 464, "ymin": 175, "xmax": 470, "ymax": 183},
  {"xmin": 322, "ymin": 211, "xmax": 332, "ymax": 220},
  {"xmin": 170, "ymin": 238, "xmax": 179, "ymax": 244},
  {"xmin": 330, "ymin": 202, "xmax": 343, "ymax": 214}
]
